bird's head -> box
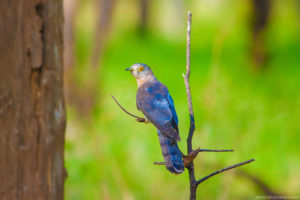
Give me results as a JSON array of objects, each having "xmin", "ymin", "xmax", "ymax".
[{"xmin": 125, "ymin": 63, "xmax": 154, "ymax": 80}]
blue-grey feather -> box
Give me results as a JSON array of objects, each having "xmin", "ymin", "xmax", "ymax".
[
  {"xmin": 157, "ymin": 130, "xmax": 184, "ymax": 174},
  {"xmin": 137, "ymin": 78, "xmax": 180, "ymax": 141},
  {"xmin": 167, "ymin": 94, "xmax": 178, "ymax": 124}
]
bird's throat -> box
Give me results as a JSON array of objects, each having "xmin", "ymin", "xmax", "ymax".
[{"xmin": 136, "ymin": 75, "xmax": 155, "ymax": 87}]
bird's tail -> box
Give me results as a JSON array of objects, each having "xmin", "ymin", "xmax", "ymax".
[{"xmin": 157, "ymin": 130, "xmax": 184, "ymax": 174}]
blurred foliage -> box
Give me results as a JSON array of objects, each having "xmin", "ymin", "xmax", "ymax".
[{"xmin": 64, "ymin": 0, "xmax": 300, "ymax": 199}]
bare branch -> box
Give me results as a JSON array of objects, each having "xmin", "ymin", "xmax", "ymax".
[
  {"xmin": 196, "ymin": 159, "xmax": 255, "ymax": 185},
  {"xmin": 181, "ymin": 12, "xmax": 255, "ymax": 200},
  {"xmin": 111, "ymin": 95, "xmax": 145, "ymax": 122},
  {"xmin": 183, "ymin": 11, "xmax": 199, "ymax": 200},
  {"xmin": 199, "ymin": 149, "xmax": 234, "ymax": 152}
]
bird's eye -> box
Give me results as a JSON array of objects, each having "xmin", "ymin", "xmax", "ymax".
[{"xmin": 138, "ymin": 66, "xmax": 144, "ymax": 71}]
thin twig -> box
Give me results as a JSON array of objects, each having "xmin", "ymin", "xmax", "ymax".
[
  {"xmin": 196, "ymin": 159, "xmax": 255, "ymax": 185},
  {"xmin": 199, "ymin": 149, "xmax": 234, "ymax": 152},
  {"xmin": 183, "ymin": 149, "xmax": 233, "ymax": 168},
  {"xmin": 111, "ymin": 95, "xmax": 145, "ymax": 122}
]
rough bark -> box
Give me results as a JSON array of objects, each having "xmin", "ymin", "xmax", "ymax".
[{"xmin": 0, "ymin": 0, "xmax": 66, "ymax": 199}]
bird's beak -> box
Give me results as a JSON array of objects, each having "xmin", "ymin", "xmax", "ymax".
[{"xmin": 125, "ymin": 67, "xmax": 133, "ymax": 71}]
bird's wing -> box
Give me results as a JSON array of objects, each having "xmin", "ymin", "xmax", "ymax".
[
  {"xmin": 137, "ymin": 81, "xmax": 180, "ymax": 141},
  {"xmin": 167, "ymin": 93, "xmax": 179, "ymax": 132}
]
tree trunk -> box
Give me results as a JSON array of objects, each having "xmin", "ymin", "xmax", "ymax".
[{"xmin": 0, "ymin": 0, "xmax": 66, "ymax": 199}]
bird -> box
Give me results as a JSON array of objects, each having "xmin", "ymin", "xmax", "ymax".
[{"xmin": 125, "ymin": 63, "xmax": 184, "ymax": 174}]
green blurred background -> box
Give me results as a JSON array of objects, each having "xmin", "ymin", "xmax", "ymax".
[{"xmin": 63, "ymin": 0, "xmax": 300, "ymax": 199}]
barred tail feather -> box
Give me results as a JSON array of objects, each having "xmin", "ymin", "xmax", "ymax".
[{"xmin": 157, "ymin": 130, "xmax": 184, "ymax": 174}]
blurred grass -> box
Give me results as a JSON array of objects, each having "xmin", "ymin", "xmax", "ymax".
[{"xmin": 65, "ymin": 0, "xmax": 300, "ymax": 199}]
